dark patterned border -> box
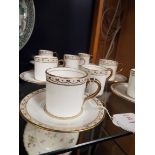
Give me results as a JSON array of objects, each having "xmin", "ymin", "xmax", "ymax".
[
  {"xmin": 81, "ymin": 66, "xmax": 108, "ymax": 76},
  {"xmin": 64, "ymin": 55, "xmax": 80, "ymax": 60},
  {"xmin": 99, "ymin": 59, "xmax": 118, "ymax": 66},
  {"xmin": 46, "ymin": 73, "xmax": 87, "ymax": 86},
  {"xmin": 34, "ymin": 56, "xmax": 58, "ymax": 63}
]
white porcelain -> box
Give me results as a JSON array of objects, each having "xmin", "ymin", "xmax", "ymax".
[
  {"xmin": 46, "ymin": 67, "xmax": 101, "ymax": 118},
  {"xmin": 20, "ymin": 88, "xmax": 105, "ymax": 132},
  {"xmin": 39, "ymin": 49, "xmax": 57, "ymax": 56},
  {"xmin": 127, "ymin": 69, "xmax": 135, "ymax": 98},
  {"xmin": 62, "ymin": 54, "xmax": 80, "ymax": 69},
  {"xmin": 78, "ymin": 53, "xmax": 91, "ymax": 65},
  {"xmin": 34, "ymin": 55, "xmax": 58, "ymax": 81},
  {"xmin": 23, "ymin": 123, "xmax": 79, "ymax": 155},
  {"xmin": 99, "ymin": 59, "xmax": 118, "ymax": 81},
  {"xmin": 111, "ymin": 83, "xmax": 135, "ymax": 103},
  {"xmin": 81, "ymin": 64, "xmax": 112, "ymax": 96},
  {"xmin": 20, "ymin": 70, "xmax": 45, "ymax": 85}
]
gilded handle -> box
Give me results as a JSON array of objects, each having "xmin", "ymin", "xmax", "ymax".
[
  {"xmin": 106, "ymin": 68, "xmax": 113, "ymax": 80},
  {"xmin": 84, "ymin": 78, "xmax": 101, "ymax": 102}
]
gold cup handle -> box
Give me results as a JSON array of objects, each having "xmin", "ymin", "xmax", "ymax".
[
  {"xmin": 58, "ymin": 59, "xmax": 65, "ymax": 67},
  {"xmin": 106, "ymin": 68, "xmax": 113, "ymax": 80},
  {"xmin": 84, "ymin": 78, "xmax": 101, "ymax": 102}
]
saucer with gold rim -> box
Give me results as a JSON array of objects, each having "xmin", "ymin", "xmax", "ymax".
[
  {"xmin": 20, "ymin": 70, "xmax": 45, "ymax": 85},
  {"xmin": 111, "ymin": 83, "xmax": 135, "ymax": 103},
  {"xmin": 20, "ymin": 88, "xmax": 105, "ymax": 132},
  {"xmin": 23, "ymin": 123, "xmax": 79, "ymax": 155}
]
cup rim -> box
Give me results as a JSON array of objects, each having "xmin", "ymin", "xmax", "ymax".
[
  {"xmin": 82, "ymin": 64, "xmax": 105, "ymax": 71},
  {"xmin": 99, "ymin": 59, "xmax": 118, "ymax": 65},
  {"xmin": 39, "ymin": 49, "xmax": 54, "ymax": 52},
  {"xmin": 34, "ymin": 55, "xmax": 57, "ymax": 59},
  {"xmin": 78, "ymin": 53, "xmax": 90, "ymax": 57},
  {"xmin": 64, "ymin": 54, "xmax": 80, "ymax": 60},
  {"xmin": 46, "ymin": 67, "xmax": 88, "ymax": 79}
]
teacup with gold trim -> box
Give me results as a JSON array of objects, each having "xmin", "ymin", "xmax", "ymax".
[
  {"xmin": 78, "ymin": 53, "xmax": 91, "ymax": 65},
  {"xmin": 81, "ymin": 64, "xmax": 112, "ymax": 96},
  {"xmin": 45, "ymin": 67, "xmax": 101, "ymax": 119},
  {"xmin": 34, "ymin": 55, "xmax": 58, "ymax": 81},
  {"xmin": 99, "ymin": 59, "xmax": 122, "ymax": 81}
]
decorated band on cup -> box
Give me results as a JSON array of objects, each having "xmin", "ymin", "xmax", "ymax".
[
  {"xmin": 39, "ymin": 49, "xmax": 57, "ymax": 57},
  {"xmin": 99, "ymin": 59, "xmax": 123, "ymax": 73},
  {"xmin": 64, "ymin": 54, "xmax": 80, "ymax": 60},
  {"xmin": 34, "ymin": 55, "xmax": 58, "ymax": 63},
  {"xmin": 81, "ymin": 64, "xmax": 113, "ymax": 80},
  {"xmin": 46, "ymin": 67, "xmax": 88, "ymax": 86},
  {"xmin": 99, "ymin": 59, "xmax": 118, "ymax": 66}
]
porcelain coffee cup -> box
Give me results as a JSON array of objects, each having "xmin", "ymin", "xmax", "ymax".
[
  {"xmin": 34, "ymin": 55, "xmax": 58, "ymax": 81},
  {"xmin": 45, "ymin": 67, "xmax": 101, "ymax": 118},
  {"xmin": 39, "ymin": 49, "xmax": 57, "ymax": 57},
  {"xmin": 127, "ymin": 68, "xmax": 135, "ymax": 98},
  {"xmin": 99, "ymin": 59, "xmax": 122, "ymax": 81},
  {"xmin": 78, "ymin": 53, "xmax": 91, "ymax": 65},
  {"xmin": 81, "ymin": 64, "xmax": 112, "ymax": 96},
  {"xmin": 59, "ymin": 54, "xmax": 81, "ymax": 69}
]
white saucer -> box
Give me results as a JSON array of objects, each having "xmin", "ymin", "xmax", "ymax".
[
  {"xmin": 20, "ymin": 70, "xmax": 46, "ymax": 85},
  {"xmin": 23, "ymin": 123, "xmax": 79, "ymax": 155},
  {"xmin": 108, "ymin": 74, "xmax": 127, "ymax": 83},
  {"xmin": 20, "ymin": 88, "xmax": 105, "ymax": 132},
  {"xmin": 111, "ymin": 83, "xmax": 135, "ymax": 103}
]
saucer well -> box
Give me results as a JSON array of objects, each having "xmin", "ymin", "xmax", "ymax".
[
  {"xmin": 108, "ymin": 74, "xmax": 127, "ymax": 83},
  {"xmin": 20, "ymin": 70, "xmax": 45, "ymax": 85},
  {"xmin": 20, "ymin": 88, "xmax": 105, "ymax": 132},
  {"xmin": 111, "ymin": 83, "xmax": 135, "ymax": 103},
  {"xmin": 23, "ymin": 123, "xmax": 79, "ymax": 155}
]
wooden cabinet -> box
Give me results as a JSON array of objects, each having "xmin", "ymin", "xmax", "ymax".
[
  {"xmin": 90, "ymin": 0, "xmax": 135, "ymax": 77},
  {"xmin": 89, "ymin": 0, "xmax": 135, "ymax": 154}
]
